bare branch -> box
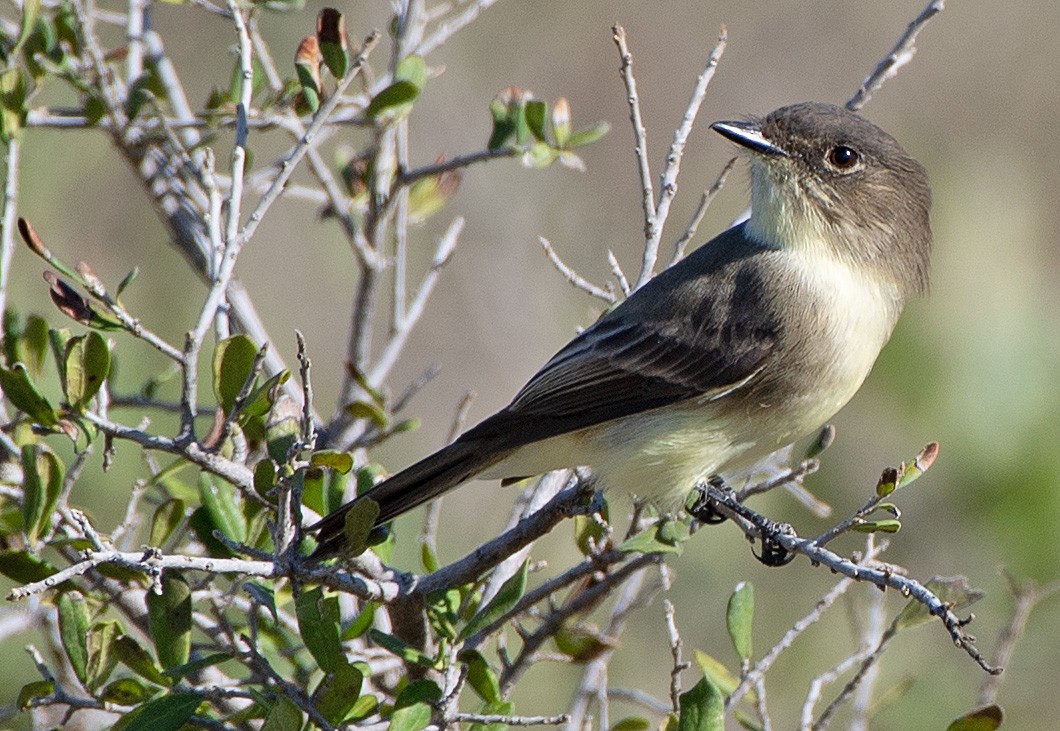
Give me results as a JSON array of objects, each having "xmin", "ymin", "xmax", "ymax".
[
  {"xmin": 539, "ymin": 236, "xmax": 616, "ymax": 303},
  {"xmin": 670, "ymin": 156, "xmax": 736, "ymax": 265},
  {"xmin": 847, "ymin": 0, "xmax": 945, "ymax": 111},
  {"xmin": 416, "ymin": 0, "xmax": 504, "ymax": 57},
  {"xmin": 641, "ymin": 28, "xmax": 726, "ymax": 287},
  {"xmin": 699, "ymin": 482, "xmax": 999, "ymax": 674},
  {"xmin": 612, "ymin": 25, "xmax": 656, "ymax": 260}
]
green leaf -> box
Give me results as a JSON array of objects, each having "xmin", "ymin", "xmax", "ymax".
[
  {"xmin": 17, "ymin": 314, "xmax": 50, "ymax": 375},
  {"xmin": 317, "ymin": 8, "xmax": 349, "ymax": 79},
  {"xmin": 341, "ymin": 496, "xmax": 380, "ymax": 557},
  {"xmin": 161, "ymin": 653, "xmax": 230, "ymax": 683},
  {"xmin": 677, "ymin": 676, "xmax": 724, "ymax": 731},
  {"xmin": 57, "ymin": 591, "xmax": 91, "ymax": 686},
  {"xmin": 566, "ymin": 121, "xmax": 611, "ymax": 148},
  {"xmin": 488, "ymin": 102, "xmax": 516, "ymax": 150},
  {"xmin": 241, "ymin": 369, "xmax": 290, "ymax": 420},
  {"xmin": 391, "ymin": 680, "xmax": 441, "ymax": 731},
  {"xmin": 897, "ymin": 442, "xmax": 940, "ymax": 489},
  {"xmin": 316, "ymin": 659, "xmax": 364, "ymax": 724},
  {"xmin": 17, "ymin": 680, "xmax": 54, "ymax": 710},
  {"xmin": 0, "ymin": 363, "xmax": 59, "ymax": 426},
  {"xmin": 459, "ymin": 649, "xmax": 501, "ymax": 704},
  {"xmin": 726, "ymin": 582, "xmax": 754, "ymax": 661},
  {"xmin": 0, "ymin": 550, "xmax": 59, "ymax": 583},
  {"xmin": 525, "ymin": 99, "xmax": 548, "ymax": 141},
  {"xmin": 611, "ymin": 718, "xmax": 651, "ymax": 731},
  {"xmin": 946, "ymin": 705, "xmax": 1004, "ymax": 731},
  {"xmin": 21, "ymin": 444, "xmax": 64, "ymax": 544},
  {"xmin": 850, "ymin": 519, "xmax": 901, "ymax": 534},
  {"xmin": 85, "ymin": 620, "xmax": 122, "ymax": 691},
  {"xmin": 342, "ymin": 601, "xmax": 378, "ymax": 640},
  {"xmin": 895, "ymin": 576, "xmax": 984, "ymax": 631},
  {"xmin": 149, "ymin": 499, "xmax": 186, "ymax": 548},
  {"xmin": 116, "ymin": 267, "xmax": 139, "ymax": 298},
  {"xmin": 875, "ymin": 466, "xmax": 899, "ymax": 497},
  {"xmin": 311, "ymin": 449, "xmax": 354, "ymax": 473},
  {"xmin": 617, "ymin": 519, "xmax": 687, "ymax": 555},
  {"xmin": 253, "ymin": 459, "xmax": 277, "ymax": 497},
  {"xmin": 390, "ymin": 702, "xmax": 432, "ymax": 731},
  {"xmin": 692, "ymin": 650, "xmax": 740, "ymax": 697},
  {"xmin": 395, "ymin": 54, "xmax": 427, "ymax": 89},
  {"xmin": 0, "ymin": 67, "xmax": 28, "ymax": 142},
  {"xmin": 295, "ymin": 63, "xmax": 320, "ymax": 114},
  {"xmin": 15, "ymin": 0, "xmax": 42, "ymax": 54},
  {"xmin": 114, "ymin": 635, "xmax": 170, "ymax": 686},
  {"xmin": 365, "ymin": 80, "xmax": 420, "ymax": 123},
  {"xmin": 245, "ymin": 582, "xmax": 278, "ymax": 623},
  {"xmin": 460, "ymin": 560, "xmax": 528, "ymax": 640},
  {"xmin": 102, "ymin": 677, "xmax": 158, "ymax": 705},
  {"xmin": 296, "ymin": 586, "xmax": 343, "ymax": 673},
  {"xmin": 63, "ymin": 331, "xmax": 110, "ymax": 411},
  {"xmin": 368, "ymin": 628, "xmax": 435, "ymax": 667},
  {"xmin": 261, "ymin": 694, "xmax": 303, "ymax": 731},
  {"xmin": 349, "ymin": 692, "xmax": 379, "ymax": 721},
  {"xmin": 212, "ymin": 334, "xmax": 259, "ymax": 414},
  {"xmin": 147, "ymin": 573, "xmax": 191, "ymax": 670},
  {"xmin": 522, "ymin": 141, "xmax": 557, "ymax": 168},
  {"xmin": 346, "ymin": 399, "xmax": 389, "ymax": 428},
  {"xmin": 198, "ymin": 473, "xmax": 247, "ymax": 546},
  {"xmin": 553, "ymin": 622, "xmax": 616, "ymax": 663},
  {"xmin": 121, "ymin": 692, "xmax": 203, "ymax": 731}
]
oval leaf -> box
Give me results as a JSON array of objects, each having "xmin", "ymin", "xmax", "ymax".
[
  {"xmin": 212, "ymin": 335, "xmax": 258, "ymax": 415},
  {"xmin": 21, "ymin": 444, "xmax": 64, "ymax": 544},
  {"xmin": 147, "ymin": 573, "xmax": 191, "ymax": 670},
  {"xmin": 460, "ymin": 560, "xmax": 528, "ymax": 640},
  {"xmin": 0, "ymin": 363, "xmax": 58, "ymax": 426},
  {"xmin": 726, "ymin": 582, "xmax": 754, "ymax": 661},
  {"xmin": 295, "ymin": 586, "xmax": 343, "ymax": 673},
  {"xmin": 677, "ymin": 676, "xmax": 724, "ymax": 731},
  {"xmin": 57, "ymin": 591, "xmax": 91, "ymax": 686}
]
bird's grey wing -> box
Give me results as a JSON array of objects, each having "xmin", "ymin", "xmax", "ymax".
[{"xmin": 462, "ymin": 275, "xmax": 779, "ymax": 447}]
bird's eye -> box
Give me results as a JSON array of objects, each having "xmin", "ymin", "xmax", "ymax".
[{"xmin": 826, "ymin": 145, "xmax": 860, "ymax": 170}]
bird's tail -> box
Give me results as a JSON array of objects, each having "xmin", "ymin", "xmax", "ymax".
[{"xmin": 307, "ymin": 437, "xmax": 508, "ymax": 558}]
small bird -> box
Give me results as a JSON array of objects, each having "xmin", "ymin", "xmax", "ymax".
[{"xmin": 309, "ymin": 102, "xmax": 932, "ymax": 558}]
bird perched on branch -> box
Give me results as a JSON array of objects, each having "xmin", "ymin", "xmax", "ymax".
[{"xmin": 309, "ymin": 102, "xmax": 932, "ymax": 559}]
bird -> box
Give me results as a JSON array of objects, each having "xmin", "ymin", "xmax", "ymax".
[{"xmin": 308, "ymin": 101, "xmax": 932, "ymax": 558}]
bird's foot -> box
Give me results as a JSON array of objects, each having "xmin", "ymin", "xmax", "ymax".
[
  {"xmin": 754, "ymin": 521, "xmax": 797, "ymax": 567},
  {"xmin": 689, "ymin": 475, "xmax": 732, "ymax": 525}
]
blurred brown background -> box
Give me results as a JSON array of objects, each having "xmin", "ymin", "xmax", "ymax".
[{"xmin": 7, "ymin": 0, "xmax": 1060, "ymax": 727}]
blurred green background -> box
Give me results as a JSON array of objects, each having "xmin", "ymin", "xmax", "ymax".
[{"xmin": 4, "ymin": 0, "xmax": 1060, "ymax": 728}]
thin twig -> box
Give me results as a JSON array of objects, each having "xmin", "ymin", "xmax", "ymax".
[
  {"xmin": 639, "ymin": 28, "xmax": 727, "ymax": 287},
  {"xmin": 700, "ymin": 483, "xmax": 998, "ymax": 674},
  {"xmin": 415, "ymin": 0, "xmax": 503, "ymax": 57},
  {"xmin": 369, "ymin": 217, "xmax": 465, "ymax": 385},
  {"xmin": 8, "ymin": 548, "xmax": 279, "ymax": 601},
  {"xmin": 452, "ymin": 713, "xmax": 570, "ymax": 726},
  {"xmin": 728, "ymin": 543, "xmax": 883, "ymax": 710},
  {"xmin": 538, "ymin": 237, "xmax": 616, "ymax": 303},
  {"xmin": 663, "ymin": 599, "xmax": 687, "ymax": 713},
  {"xmin": 612, "ymin": 25, "xmax": 656, "ymax": 259},
  {"xmin": 398, "ymin": 147, "xmax": 518, "ymax": 188},
  {"xmin": 978, "ymin": 572, "xmax": 1060, "ymax": 705},
  {"xmin": 607, "ymin": 250, "xmax": 630, "ymax": 297},
  {"xmin": 0, "ymin": 137, "xmax": 20, "ymax": 373},
  {"xmin": 669, "ymin": 156, "xmax": 736, "ymax": 265},
  {"xmin": 846, "ymin": 0, "xmax": 945, "ymax": 111}
]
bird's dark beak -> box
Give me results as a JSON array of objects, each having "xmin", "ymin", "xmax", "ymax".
[{"xmin": 711, "ymin": 120, "xmax": 790, "ymax": 157}]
